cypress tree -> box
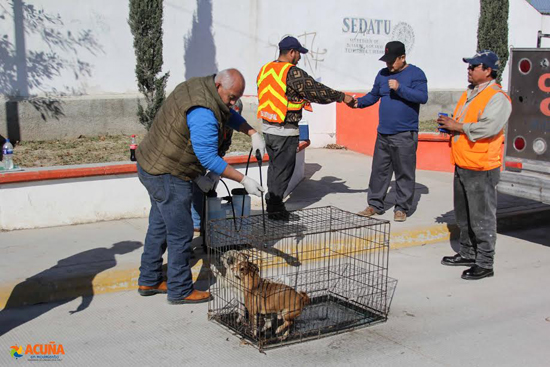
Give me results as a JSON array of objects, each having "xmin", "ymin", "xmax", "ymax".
[
  {"xmin": 477, "ymin": 0, "xmax": 509, "ymax": 83},
  {"xmin": 128, "ymin": 0, "xmax": 169, "ymax": 130}
]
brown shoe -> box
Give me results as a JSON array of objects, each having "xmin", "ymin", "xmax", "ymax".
[
  {"xmin": 394, "ymin": 210, "xmax": 407, "ymax": 222},
  {"xmin": 167, "ymin": 289, "xmax": 213, "ymax": 305},
  {"xmin": 138, "ymin": 281, "xmax": 168, "ymax": 296},
  {"xmin": 358, "ymin": 206, "xmax": 378, "ymax": 217}
]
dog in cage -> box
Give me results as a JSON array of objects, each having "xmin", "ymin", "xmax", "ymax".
[
  {"xmin": 218, "ymin": 249, "xmax": 252, "ymax": 324},
  {"xmin": 233, "ymin": 259, "xmax": 311, "ymax": 340}
]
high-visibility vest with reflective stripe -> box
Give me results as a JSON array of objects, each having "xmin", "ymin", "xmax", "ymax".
[
  {"xmin": 451, "ymin": 83, "xmax": 511, "ymax": 171},
  {"xmin": 256, "ymin": 61, "xmax": 312, "ymax": 123}
]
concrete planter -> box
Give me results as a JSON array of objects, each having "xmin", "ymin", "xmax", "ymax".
[
  {"xmin": 0, "ymin": 143, "xmax": 309, "ymax": 231},
  {"xmin": 335, "ymin": 97, "xmax": 503, "ymax": 172}
]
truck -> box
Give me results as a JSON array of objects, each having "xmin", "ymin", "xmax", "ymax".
[{"xmin": 497, "ymin": 40, "xmax": 550, "ymax": 204}]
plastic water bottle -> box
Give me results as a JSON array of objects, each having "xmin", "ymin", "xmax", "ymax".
[
  {"xmin": 2, "ymin": 138, "xmax": 14, "ymax": 170},
  {"xmin": 130, "ymin": 135, "xmax": 137, "ymax": 162}
]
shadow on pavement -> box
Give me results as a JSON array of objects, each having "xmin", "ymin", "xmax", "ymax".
[
  {"xmin": 496, "ymin": 210, "xmax": 550, "ymax": 247},
  {"xmin": 185, "ymin": 237, "xmax": 213, "ymax": 291},
  {"xmin": 286, "ymin": 173, "xmax": 364, "ymax": 209},
  {"xmin": 382, "ymin": 181, "xmax": 429, "ymax": 217},
  {"xmin": 435, "ymin": 204, "xmax": 550, "ymax": 248},
  {"xmin": 0, "ymin": 241, "xmax": 142, "ymax": 337},
  {"xmin": 287, "ymin": 164, "xmax": 431, "ymax": 218}
]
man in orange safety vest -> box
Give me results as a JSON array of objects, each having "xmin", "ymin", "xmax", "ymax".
[
  {"xmin": 257, "ymin": 36, "xmax": 356, "ymax": 220},
  {"xmin": 438, "ymin": 50, "xmax": 512, "ymax": 280}
]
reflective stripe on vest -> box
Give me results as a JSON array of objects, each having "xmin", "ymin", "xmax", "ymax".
[
  {"xmin": 257, "ymin": 62, "xmax": 312, "ymax": 123},
  {"xmin": 451, "ymin": 84, "xmax": 511, "ymax": 171}
]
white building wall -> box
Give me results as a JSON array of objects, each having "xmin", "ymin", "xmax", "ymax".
[
  {"xmin": 305, "ymin": 104, "xmax": 337, "ymax": 147},
  {"xmin": 543, "ymin": 14, "xmax": 550, "ymax": 34},
  {"xmin": 503, "ymin": 0, "xmax": 550, "ymax": 90},
  {"xmin": 0, "ymin": 0, "xmax": 546, "ymax": 96},
  {"xmin": 0, "ymin": 0, "xmax": 136, "ymax": 96}
]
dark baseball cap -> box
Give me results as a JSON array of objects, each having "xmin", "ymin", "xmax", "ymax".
[
  {"xmin": 379, "ymin": 41, "xmax": 406, "ymax": 62},
  {"xmin": 278, "ymin": 36, "xmax": 308, "ymax": 54},
  {"xmin": 463, "ymin": 50, "xmax": 500, "ymax": 70}
]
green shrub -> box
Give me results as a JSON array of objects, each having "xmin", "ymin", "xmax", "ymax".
[
  {"xmin": 128, "ymin": 0, "xmax": 169, "ymax": 130},
  {"xmin": 477, "ymin": 0, "xmax": 509, "ymax": 83}
]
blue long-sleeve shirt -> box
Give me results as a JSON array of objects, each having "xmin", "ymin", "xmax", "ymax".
[
  {"xmin": 187, "ymin": 107, "xmax": 245, "ymax": 175},
  {"xmin": 357, "ymin": 64, "xmax": 428, "ymax": 134}
]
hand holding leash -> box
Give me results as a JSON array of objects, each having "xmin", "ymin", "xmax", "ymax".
[
  {"xmin": 240, "ymin": 175, "xmax": 263, "ymax": 197},
  {"xmin": 251, "ymin": 132, "xmax": 266, "ymax": 158}
]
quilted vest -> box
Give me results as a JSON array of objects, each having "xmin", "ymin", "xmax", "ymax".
[{"xmin": 136, "ymin": 75, "xmax": 231, "ymax": 180}]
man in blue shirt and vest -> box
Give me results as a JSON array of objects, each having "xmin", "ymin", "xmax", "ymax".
[
  {"xmin": 355, "ymin": 41, "xmax": 428, "ymax": 222},
  {"xmin": 135, "ymin": 69, "xmax": 265, "ymax": 304}
]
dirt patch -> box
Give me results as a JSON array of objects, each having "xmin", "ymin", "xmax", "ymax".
[
  {"xmin": 419, "ymin": 120, "xmax": 439, "ymax": 133},
  {"xmin": 11, "ymin": 133, "xmax": 253, "ymax": 168},
  {"xmin": 9, "ymin": 122, "xmax": 440, "ymax": 168},
  {"xmin": 324, "ymin": 144, "xmax": 347, "ymax": 150}
]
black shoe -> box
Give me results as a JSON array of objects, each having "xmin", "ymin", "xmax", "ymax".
[
  {"xmin": 441, "ymin": 254, "xmax": 475, "ymax": 267},
  {"xmin": 461, "ymin": 265, "xmax": 494, "ymax": 280}
]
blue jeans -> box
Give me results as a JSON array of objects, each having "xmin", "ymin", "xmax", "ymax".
[
  {"xmin": 137, "ymin": 163, "xmax": 194, "ymax": 299},
  {"xmin": 191, "ymin": 182, "xmax": 204, "ymax": 229}
]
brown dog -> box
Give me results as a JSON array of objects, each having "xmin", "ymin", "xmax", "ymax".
[
  {"xmin": 218, "ymin": 250, "xmax": 253, "ymax": 324},
  {"xmin": 233, "ymin": 260, "xmax": 310, "ymax": 339}
]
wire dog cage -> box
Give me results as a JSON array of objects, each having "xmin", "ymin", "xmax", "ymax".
[{"xmin": 207, "ymin": 206, "xmax": 396, "ymax": 351}]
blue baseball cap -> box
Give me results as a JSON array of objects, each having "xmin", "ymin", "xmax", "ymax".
[
  {"xmin": 278, "ymin": 36, "xmax": 308, "ymax": 54},
  {"xmin": 463, "ymin": 50, "xmax": 500, "ymax": 70}
]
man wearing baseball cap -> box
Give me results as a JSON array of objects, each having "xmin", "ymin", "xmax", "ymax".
[
  {"xmin": 257, "ymin": 36, "xmax": 356, "ymax": 221},
  {"xmin": 356, "ymin": 41, "xmax": 428, "ymax": 223},
  {"xmin": 438, "ymin": 50, "xmax": 512, "ymax": 280}
]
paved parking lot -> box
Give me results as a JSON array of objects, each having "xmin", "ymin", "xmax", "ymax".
[{"xmin": 1, "ymin": 225, "xmax": 549, "ymax": 366}]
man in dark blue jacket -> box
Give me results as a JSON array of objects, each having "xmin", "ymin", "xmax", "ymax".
[{"xmin": 355, "ymin": 41, "xmax": 428, "ymax": 222}]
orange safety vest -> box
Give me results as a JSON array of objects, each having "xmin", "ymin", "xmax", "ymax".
[
  {"xmin": 451, "ymin": 83, "xmax": 511, "ymax": 171},
  {"xmin": 256, "ymin": 61, "xmax": 312, "ymax": 123}
]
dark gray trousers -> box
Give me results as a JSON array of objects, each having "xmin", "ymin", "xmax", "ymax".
[
  {"xmin": 264, "ymin": 134, "xmax": 299, "ymax": 212},
  {"xmin": 368, "ymin": 131, "xmax": 418, "ymax": 213},
  {"xmin": 454, "ymin": 166, "xmax": 500, "ymax": 269}
]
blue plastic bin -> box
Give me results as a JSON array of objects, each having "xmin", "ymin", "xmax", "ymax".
[{"xmin": 299, "ymin": 121, "xmax": 309, "ymax": 141}]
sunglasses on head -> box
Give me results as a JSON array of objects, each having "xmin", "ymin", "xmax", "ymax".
[{"xmin": 468, "ymin": 64, "xmax": 482, "ymax": 70}]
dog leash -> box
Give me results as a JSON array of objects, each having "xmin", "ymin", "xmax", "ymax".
[
  {"xmin": 210, "ymin": 148, "xmax": 266, "ymax": 238},
  {"xmin": 255, "ymin": 148, "xmax": 267, "ymax": 235}
]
